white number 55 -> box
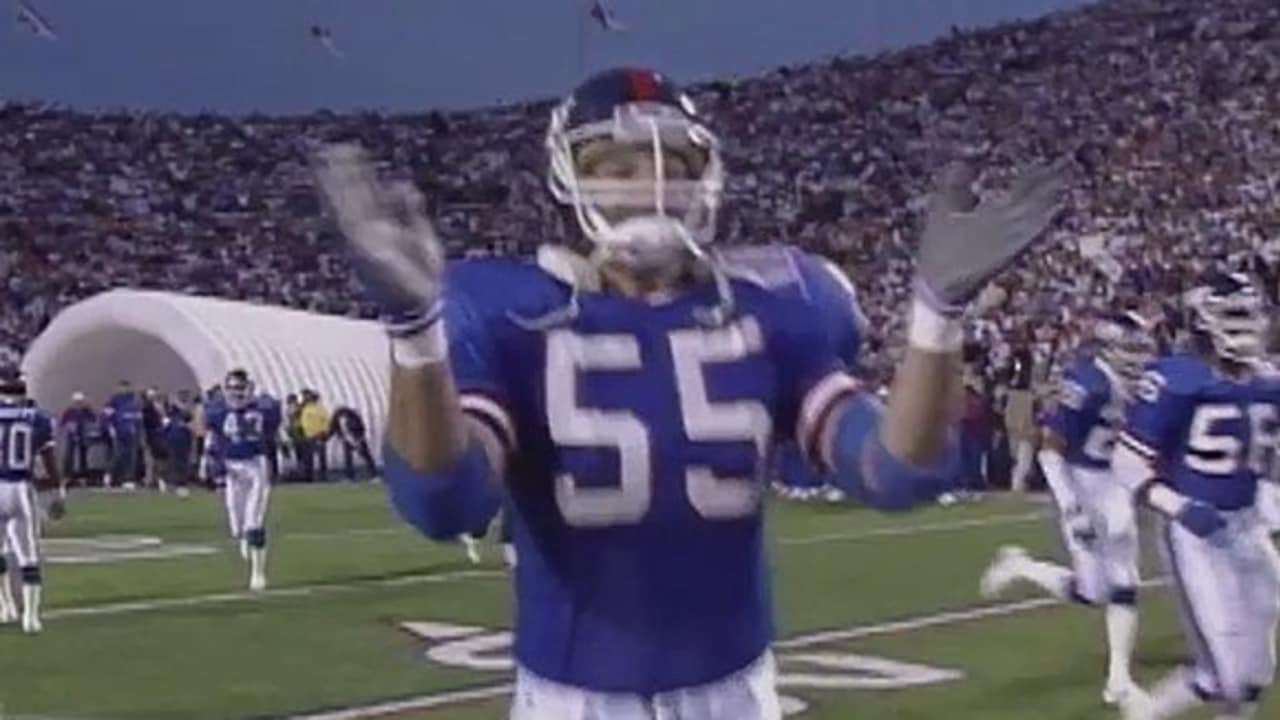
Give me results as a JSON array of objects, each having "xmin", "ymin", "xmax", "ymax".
[{"xmin": 546, "ymin": 318, "xmax": 773, "ymax": 528}]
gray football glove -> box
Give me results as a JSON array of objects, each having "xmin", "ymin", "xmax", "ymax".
[
  {"xmin": 314, "ymin": 143, "xmax": 445, "ymax": 336},
  {"xmin": 916, "ymin": 160, "xmax": 1067, "ymax": 314}
]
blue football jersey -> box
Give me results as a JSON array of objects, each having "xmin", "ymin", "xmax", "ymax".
[
  {"xmin": 104, "ymin": 392, "xmax": 143, "ymax": 438},
  {"xmin": 0, "ymin": 401, "xmax": 53, "ymax": 483},
  {"xmin": 1045, "ymin": 355, "xmax": 1125, "ymax": 470},
  {"xmin": 1121, "ymin": 353, "xmax": 1280, "ymax": 511},
  {"xmin": 442, "ymin": 246, "xmax": 857, "ymax": 694},
  {"xmin": 721, "ymin": 246, "xmax": 864, "ymax": 494},
  {"xmin": 205, "ymin": 397, "xmax": 281, "ymax": 462}
]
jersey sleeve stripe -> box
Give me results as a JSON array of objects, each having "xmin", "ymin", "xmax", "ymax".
[
  {"xmin": 1118, "ymin": 431, "xmax": 1156, "ymax": 459},
  {"xmin": 459, "ymin": 393, "xmax": 517, "ymax": 453},
  {"xmin": 797, "ymin": 371, "xmax": 861, "ymax": 464}
]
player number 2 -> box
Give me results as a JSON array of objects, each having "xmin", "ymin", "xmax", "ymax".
[
  {"xmin": 547, "ymin": 319, "xmax": 772, "ymax": 527},
  {"xmin": 0, "ymin": 422, "xmax": 34, "ymax": 472}
]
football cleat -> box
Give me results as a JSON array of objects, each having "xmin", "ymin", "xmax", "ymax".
[
  {"xmin": 249, "ymin": 571, "xmax": 267, "ymax": 592},
  {"xmin": 22, "ymin": 613, "xmax": 42, "ymax": 634},
  {"xmin": 460, "ymin": 534, "xmax": 482, "ymax": 566},
  {"xmin": 980, "ymin": 545, "xmax": 1029, "ymax": 599},
  {"xmin": 1103, "ymin": 679, "xmax": 1144, "ymax": 707}
]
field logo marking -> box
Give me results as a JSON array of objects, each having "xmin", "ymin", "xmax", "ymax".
[
  {"xmin": 377, "ymin": 620, "xmax": 965, "ymax": 718},
  {"xmin": 39, "ymin": 535, "xmax": 217, "ymax": 565}
]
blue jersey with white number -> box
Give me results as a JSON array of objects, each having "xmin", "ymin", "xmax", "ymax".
[
  {"xmin": 204, "ymin": 397, "xmax": 280, "ymax": 462},
  {"xmin": 1121, "ymin": 353, "xmax": 1280, "ymax": 511},
  {"xmin": 443, "ymin": 246, "xmax": 854, "ymax": 694},
  {"xmin": 1045, "ymin": 355, "xmax": 1124, "ymax": 470},
  {"xmin": 0, "ymin": 401, "xmax": 53, "ymax": 483}
]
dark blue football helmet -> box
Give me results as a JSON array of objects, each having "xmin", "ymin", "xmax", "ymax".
[
  {"xmin": 546, "ymin": 67, "xmax": 723, "ymax": 270},
  {"xmin": 0, "ymin": 365, "xmax": 27, "ymax": 402},
  {"xmin": 1185, "ymin": 271, "xmax": 1267, "ymax": 362},
  {"xmin": 224, "ymin": 368, "xmax": 253, "ymax": 408},
  {"xmin": 1094, "ymin": 308, "xmax": 1155, "ymax": 383}
]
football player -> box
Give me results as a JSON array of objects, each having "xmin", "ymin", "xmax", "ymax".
[
  {"xmin": 1115, "ymin": 273, "xmax": 1280, "ymax": 720},
  {"xmin": 980, "ymin": 309, "xmax": 1155, "ymax": 706},
  {"xmin": 0, "ymin": 367, "xmax": 61, "ymax": 633},
  {"xmin": 204, "ymin": 369, "xmax": 280, "ymax": 591},
  {"xmin": 316, "ymin": 67, "xmax": 1064, "ymax": 720}
]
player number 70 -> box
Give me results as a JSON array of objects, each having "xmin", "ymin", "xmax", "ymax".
[
  {"xmin": 0, "ymin": 422, "xmax": 34, "ymax": 472},
  {"xmin": 546, "ymin": 319, "xmax": 774, "ymax": 527}
]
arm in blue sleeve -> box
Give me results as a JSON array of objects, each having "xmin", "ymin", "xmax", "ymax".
[
  {"xmin": 383, "ymin": 441, "xmax": 502, "ymax": 541},
  {"xmin": 826, "ymin": 394, "xmax": 958, "ymax": 512}
]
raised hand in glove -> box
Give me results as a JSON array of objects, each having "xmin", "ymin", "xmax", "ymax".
[
  {"xmin": 313, "ymin": 143, "xmax": 445, "ymax": 339},
  {"xmin": 915, "ymin": 160, "xmax": 1068, "ymax": 314}
]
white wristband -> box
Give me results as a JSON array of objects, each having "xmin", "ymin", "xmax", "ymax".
[
  {"xmin": 1145, "ymin": 483, "xmax": 1190, "ymax": 518},
  {"xmin": 391, "ymin": 320, "xmax": 447, "ymax": 368},
  {"xmin": 907, "ymin": 298, "xmax": 964, "ymax": 353}
]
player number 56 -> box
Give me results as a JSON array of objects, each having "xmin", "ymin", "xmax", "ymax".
[{"xmin": 1184, "ymin": 403, "xmax": 1278, "ymax": 475}]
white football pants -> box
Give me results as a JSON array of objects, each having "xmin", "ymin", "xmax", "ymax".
[
  {"xmin": 1161, "ymin": 508, "xmax": 1280, "ymax": 702},
  {"xmin": 510, "ymin": 653, "xmax": 780, "ymax": 720},
  {"xmin": 0, "ymin": 481, "xmax": 39, "ymax": 567},
  {"xmin": 224, "ymin": 457, "xmax": 270, "ymax": 538},
  {"xmin": 1054, "ymin": 466, "xmax": 1139, "ymax": 602}
]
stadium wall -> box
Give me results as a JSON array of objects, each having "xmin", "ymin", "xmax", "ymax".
[{"xmin": 21, "ymin": 289, "xmax": 391, "ymax": 455}]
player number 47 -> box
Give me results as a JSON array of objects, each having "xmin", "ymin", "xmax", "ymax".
[{"xmin": 546, "ymin": 319, "xmax": 773, "ymax": 527}]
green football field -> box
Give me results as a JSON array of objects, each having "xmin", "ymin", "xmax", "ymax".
[{"xmin": 0, "ymin": 484, "xmax": 1268, "ymax": 719}]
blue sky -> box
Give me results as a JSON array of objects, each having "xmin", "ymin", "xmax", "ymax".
[{"xmin": 1, "ymin": 0, "xmax": 1091, "ymax": 113}]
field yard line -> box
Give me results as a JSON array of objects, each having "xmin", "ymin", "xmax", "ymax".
[
  {"xmin": 40, "ymin": 510, "xmax": 1047, "ymax": 622},
  {"xmin": 286, "ymin": 684, "xmax": 516, "ymax": 720},
  {"xmin": 48, "ymin": 507, "xmax": 1045, "ymax": 549},
  {"xmin": 776, "ymin": 575, "xmax": 1170, "ymax": 650},
  {"xmin": 43, "ymin": 569, "xmax": 504, "ymax": 621},
  {"xmin": 285, "ymin": 576, "xmax": 1172, "ymax": 720},
  {"xmin": 776, "ymin": 511, "xmax": 1044, "ymax": 546},
  {"xmin": 256, "ymin": 508, "xmax": 1047, "ymax": 547}
]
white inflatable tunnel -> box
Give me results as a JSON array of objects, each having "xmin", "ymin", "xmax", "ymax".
[{"xmin": 21, "ymin": 289, "xmax": 391, "ymax": 452}]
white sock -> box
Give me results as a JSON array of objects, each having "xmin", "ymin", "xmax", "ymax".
[
  {"xmin": 22, "ymin": 582, "xmax": 41, "ymax": 621},
  {"xmin": 249, "ymin": 548, "xmax": 266, "ymax": 579},
  {"xmin": 0, "ymin": 574, "xmax": 15, "ymax": 614},
  {"xmin": 1012, "ymin": 557, "xmax": 1074, "ymax": 600},
  {"xmin": 1149, "ymin": 669, "xmax": 1204, "ymax": 719},
  {"xmin": 1106, "ymin": 604, "xmax": 1138, "ymax": 686}
]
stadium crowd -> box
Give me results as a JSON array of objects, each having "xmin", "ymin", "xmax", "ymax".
[{"xmin": 3, "ymin": 0, "xmax": 1280, "ymax": 490}]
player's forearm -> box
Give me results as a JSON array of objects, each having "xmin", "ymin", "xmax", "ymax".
[
  {"xmin": 387, "ymin": 359, "xmax": 470, "ymax": 474},
  {"xmin": 1036, "ymin": 446, "xmax": 1077, "ymax": 508},
  {"xmin": 1111, "ymin": 439, "xmax": 1157, "ymax": 495},
  {"xmin": 38, "ymin": 446, "xmax": 63, "ymax": 491},
  {"xmin": 385, "ymin": 347, "xmax": 504, "ymax": 540},
  {"xmin": 881, "ymin": 301, "xmax": 962, "ymax": 465}
]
